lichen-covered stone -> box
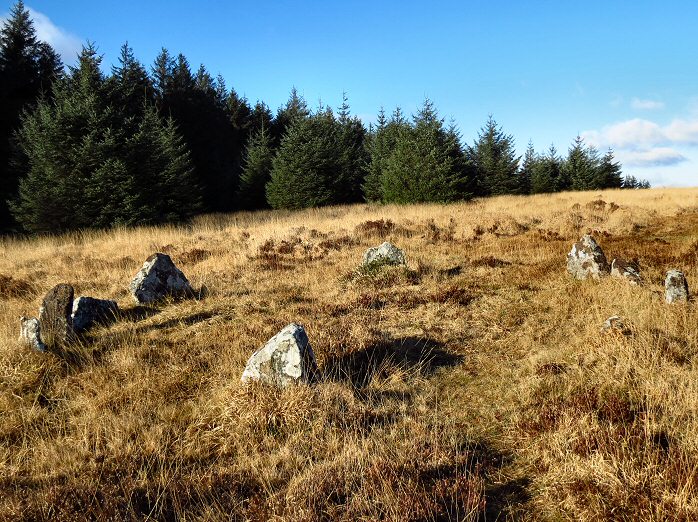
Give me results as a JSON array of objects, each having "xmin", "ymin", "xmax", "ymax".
[
  {"xmin": 129, "ymin": 253, "xmax": 193, "ymax": 304},
  {"xmin": 362, "ymin": 241, "xmax": 406, "ymax": 268},
  {"xmin": 665, "ymin": 270, "xmax": 689, "ymax": 303},
  {"xmin": 38, "ymin": 283, "xmax": 74, "ymax": 345},
  {"xmin": 19, "ymin": 317, "xmax": 46, "ymax": 352},
  {"xmin": 600, "ymin": 315, "xmax": 631, "ymax": 336},
  {"xmin": 567, "ymin": 235, "xmax": 609, "ymax": 280},
  {"xmin": 72, "ymin": 296, "xmax": 119, "ymax": 332},
  {"xmin": 611, "ymin": 258, "xmax": 641, "ymax": 285},
  {"xmin": 241, "ymin": 323, "xmax": 318, "ymax": 387}
]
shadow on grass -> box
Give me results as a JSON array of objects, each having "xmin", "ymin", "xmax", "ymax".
[
  {"xmin": 322, "ymin": 336, "xmax": 463, "ymax": 389},
  {"xmin": 134, "ymin": 310, "xmax": 219, "ymax": 333},
  {"xmin": 117, "ymin": 305, "xmax": 162, "ymax": 323}
]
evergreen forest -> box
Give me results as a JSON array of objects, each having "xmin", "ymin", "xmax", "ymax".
[{"xmin": 0, "ymin": 2, "xmax": 650, "ymax": 234}]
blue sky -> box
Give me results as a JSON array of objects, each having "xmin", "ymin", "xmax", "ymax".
[{"xmin": 3, "ymin": 1, "xmax": 698, "ymax": 187}]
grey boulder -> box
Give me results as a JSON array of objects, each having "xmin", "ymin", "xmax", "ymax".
[
  {"xmin": 19, "ymin": 317, "xmax": 46, "ymax": 352},
  {"xmin": 38, "ymin": 283, "xmax": 74, "ymax": 345},
  {"xmin": 129, "ymin": 253, "xmax": 193, "ymax": 304},
  {"xmin": 611, "ymin": 258, "xmax": 641, "ymax": 285},
  {"xmin": 665, "ymin": 270, "xmax": 689, "ymax": 303},
  {"xmin": 241, "ymin": 323, "xmax": 319, "ymax": 387},
  {"xmin": 72, "ymin": 296, "xmax": 119, "ymax": 332},
  {"xmin": 567, "ymin": 235, "xmax": 609, "ymax": 280},
  {"xmin": 362, "ymin": 241, "xmax": 406, "ymax": 268}
]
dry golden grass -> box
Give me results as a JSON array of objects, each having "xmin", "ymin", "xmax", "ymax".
[{"xmin": 1, "ymin": 187, "xmax": 698, "ymax": 520}]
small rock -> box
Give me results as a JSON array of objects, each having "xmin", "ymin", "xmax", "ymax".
[
  {"xmin": 241, "ymin": 323, "xmax": 319, "ymax": 387},
  {"xmin": 72, "ymin": 296, "xmax": 119, "ymax": 333},
  {"xmin": 665, "ymin": 270, "xmax": 689, "ymax": 303},
  {"xmin": 129, "ymin": 253, "xmax": 193, "ymax": 304},
  {"xmin": 362, "ymin": 241, "xmax": 406, "ymax": 268},
  {"xmin": 611, "ymin": 258, "xmax": 641, "ymax": 285},
  {"xmin": 600, "ymin": 315, "xmax": 631, "ymax": 336},
  {"xmin": 19, "ymin": 317, "xmax": 46, "ymax": 352},
  {"xmin": 38, "ymin": 283, "xmax": 74, "ymax": 345},
  {"xmin": 567, "ymin": 235, "xmax": 609, "ymax": 280}
]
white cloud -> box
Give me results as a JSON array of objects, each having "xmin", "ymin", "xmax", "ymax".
[
  {"xmin": 582, "ymin": 115, "xmax": 698, "ymax": 177},
  {"xmin": 27, "ymin": 7, "xmax": 82, "ymax": 65},
  {"xmin": 665, "ymin": 119, "xmax": 698, "ymax": 145},
  {"xmin": 618, "ymin": 147, "xmax": 687, "ymax": 168},
  {"xmin": 631, "ymin": 98, "xmax": 664, "ymax": 110},
  {"xmin": 1, "ymin": 7, "xmax": 82, "ymax": 65},
  {"xmin": 583, "ymin": 117, "xmax": 698, "ymax": 150},
  {"xmin": 582, "ymin": 118, "xmax": 664, "ymax": 150}
]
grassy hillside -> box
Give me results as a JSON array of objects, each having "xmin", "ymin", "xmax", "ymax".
[{"xmin": 2, "ymin": 188, "xmax": 698, "ymax": 521}]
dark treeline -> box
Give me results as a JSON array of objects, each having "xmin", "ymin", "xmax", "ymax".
[{"xmin": 0, "ymin": 2, "xmax": 650, "ymax": 234}]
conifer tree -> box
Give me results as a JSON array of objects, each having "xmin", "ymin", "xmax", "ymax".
[
  {"xmin": 336, "ymin": 93, "xmax": 368, "ymax": 203},
  {"xmin": 468, "ymin": 116, "xmax": 520, "ymax": 196},
  {"xmin": 363, "ymin": 107, "xmax": 412, "ymax": 202},
  {"xmin": 0, "ymin": 1, "xmax": 62, "ymax": 230},
  {"xmin": 530, "ymin": 144, "xmax": 561, "ymax": 194},
  {"xmin": 226, "ymin": 89, "xmax": 252, "ymax": 135},
  {"xmin": 249, "ymin": 101, "xmax": 274, "ymax": 138},
  {"xmin": 151, "ymin": 47, "xmax": 174, "ymax": 95},
  {"xmin": 596, "ymin": 149, "xmax": 623, "ymax": 188},
  {"xmin": 107, "ymin": 42, "xmax": 153, "ymax": 121},
  {"xmin": 363, "ymin": 107, "xmax": 389, "ymax": 202},
  {"xmin": 272, "ymin": 87, "xmax": 310, "ymax": 145},
  {"xmin": 12, "ymin": 44, "xmax": 200, "ymax": 232},
  {"xmin": 153, "ymin": 52, "xmax": 236, "ymax": 211},
  {"xmin": 267, "ymin": 109, "xmax": 343, "ymax": 209},
  {"xmin": 517, "ymin": 141, "xmax": 536, "ymax": 195},
  {"xmin": 566, "ymin": 135, "xmax": 600, "ymax": 190},
  {"xmin": 381, "ymin": 99, "xmax": 470, "ymax": 203},
  {"xmin": 238, "ymin": 124, "xmax": 273, "ymax": 210}
]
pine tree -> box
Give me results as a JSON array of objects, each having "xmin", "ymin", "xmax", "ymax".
[
  {"xmin": 363, "ymin": 108, "xmax": 388, "ymax": 202},
  {"xmin": 107, "ymin": 42, "xmax": 153, "ymax": 122},
  {"xmin": 0, "ymin": 1, "xmax": 62, "ymax": 230},
  {"xmin": 249, "ymin": 101, "xmax": 273, "ymax": 137},
  {"xmin": 566, "ymin": 135, "xmax": 600, "ymax": 190},
  {"xmin": 468, "ymin": 116, "xmax": 520, "ymax": 196},
  {"xmin": 267, "ymin": 109, "xmax": 343, "ymax": 209},
  {"xmin": 363, "ymin": 107, "xmax": 412, "ymax": 202},
  {"xmin": 336, "ymin": 93, "xmax": 368, "ymax": 203},
  {"xmin": 151, "ymin": 48, "xmax": 174, "ymax": 97},
  {"xmin": 152, "ymin": 52, "xmax": 237, "ymax": 212},
  {"xmin": 381, "ymin": 99, "xmax": 470, "ymax": 203},
  {"xmin": 12, "ymin": 44, "xmax": 116, "ymax": 231},
  {"xmin": 596, "ymin": 149, "xmax": 623, "ymax": 188},
  {"xmin": 517, "ymin": 141, "xmax": 535, "ymax": 195},
  {"xmin": 12, "ymin": 44, "xmax": 200, "ymax": 232},
  {"xmin": 272, "ymin": 87, "xmax": 310, "ymax": 145},
  {"xmin": 226, "ymin": 89, "xmax": 252, "ymax": 134},
  {"xmin": 531, "ymin": 144, "xmax": 561, "ymax": 194},
  {"xmin": 238, "ymin": 124, "xmax": 273, "ymax": 210}
]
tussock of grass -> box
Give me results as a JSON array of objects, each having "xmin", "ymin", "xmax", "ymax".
[{"xmin": 1, "ymin": 188, "xmax": 698, "ymax": 520}]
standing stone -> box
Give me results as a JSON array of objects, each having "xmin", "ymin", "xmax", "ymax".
[
  {"xmin": 241, "ymin": 323, "xmax": 319, "ymax": 387},
  {"xmin": 567, "ymin": 235, "xmax": 610, "ymax": 280},
  {"xmin": 611, "ymin": 258, "xmax": 642, "ymax": 285},
  {"xmin": 665, "ymin": 270, "xmax": 689, "ymax": 303},
  {"xmin": 129, "ymin": 253, "xmax": 193, "ymax": 304},
  {"xmin": 19, "ymin": 317, "xmax": 46, "ymax": 352},
  {"xmin": 362, "ymin": 241, "xmax": 406, "ymax": 268},
  {"xmin": 72, "ymin": 296, "xmax": 119, "ymax": 333},
  {"xmin": 38, "ymin": 283, "xmax": 74, "ymax": 345}
]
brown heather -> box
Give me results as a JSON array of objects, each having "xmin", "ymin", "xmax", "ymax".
[{"xmin": 1, "ymin": 188, "xmax": 698, "ymax": 521}]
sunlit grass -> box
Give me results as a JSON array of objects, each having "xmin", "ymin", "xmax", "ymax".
[{"xmin": 1, "ymin": 187, "xmax": 697, "ymax": 520}]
